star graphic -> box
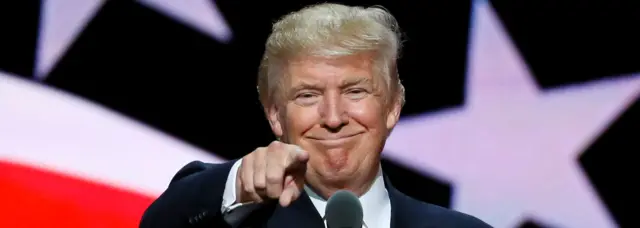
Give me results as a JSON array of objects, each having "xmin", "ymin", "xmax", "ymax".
[
  {"xmin": 35, "ymin": 0, "xmax": 232, "ymax": 80},
  {"xmin": 383, "ymin": 1, "xmax": 640, "ymax": 228}
]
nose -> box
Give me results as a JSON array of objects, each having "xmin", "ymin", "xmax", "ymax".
[{"xmin": 319, "ymin": 92, "xmax": 348, "ymax": 132}]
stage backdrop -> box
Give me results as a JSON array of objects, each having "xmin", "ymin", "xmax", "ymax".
[{"xmin": 1, "ymin": 0, "xmax": 638, "ymax": 227}]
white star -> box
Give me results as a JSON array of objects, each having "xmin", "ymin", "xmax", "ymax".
[
  {"xmin": 383, "ymin": 1, "xmax": 640, "ymax": 228},
  {"xmin": 35, "ymin": 0, "xmax": 232, "ymax": 80}
]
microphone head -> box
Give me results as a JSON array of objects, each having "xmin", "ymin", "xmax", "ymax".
[{"xmin": 325, "ymin": 190, "xmax": 363, "ymax": 228}]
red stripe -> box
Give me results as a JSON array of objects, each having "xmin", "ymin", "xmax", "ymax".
[{"xmin": 0, "ymin": 160, "xmax": 156, "ymax": 227}]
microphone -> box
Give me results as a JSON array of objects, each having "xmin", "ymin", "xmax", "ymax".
[{"xmin": 325, "ymin": 190, "xmax": 364, "ymax": 228}]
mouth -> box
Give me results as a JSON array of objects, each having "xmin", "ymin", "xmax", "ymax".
[{"xmin": 307, "ymin": 133, "xmax": 363, "ymax": 146}]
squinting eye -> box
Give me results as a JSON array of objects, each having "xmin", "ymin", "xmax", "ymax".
[
  {"xmin": 348, "ymin": 89, "xmax": 366, "ymax": 94},
  {"xmin": 299, "ymin": 93, "xmax": 315, "ymax": 98},
  {"xmin": 295, "ymin": 93, "xmax": 319, "ymax": 105},
  {"xmin": 346, "ymin": 89, "xmax": 368, "ymax": 99}
]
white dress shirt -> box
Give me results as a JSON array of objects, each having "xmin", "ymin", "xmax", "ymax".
[{"xmin": 221, "ymin": 159, "xmax": 392, "ymax": 228}]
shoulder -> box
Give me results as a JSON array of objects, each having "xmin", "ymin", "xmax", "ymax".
[
  {"xmin": 390, "ymin": 189, "xmax": 492, "ymax": 228},
  {"xmin": 139, "ymin": 160, "xmax": 237, "ymax": 228},
  {"xmin": 168, "ymin": 160, "xmax": 235, "ymax": 184}
]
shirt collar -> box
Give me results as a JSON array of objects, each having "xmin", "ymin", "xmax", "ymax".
[{"xmin": 304, "ymin": 166, "xmax": 389, "ymax": 227}]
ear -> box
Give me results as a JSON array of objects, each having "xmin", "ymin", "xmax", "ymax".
[
  {"xmin": 266, "ymin": 104, "xmax": 284, "ymax": 138},
  {"xmin": 385, "ymin": 98, "xmax": 402, "ymax": 130}
]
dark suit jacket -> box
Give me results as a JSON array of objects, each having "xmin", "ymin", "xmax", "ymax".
[{"xmin": 139, "ymin": 160, "xmax": 492, "ymax": 228}]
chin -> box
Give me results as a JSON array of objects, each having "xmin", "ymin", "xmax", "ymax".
[
  {"xmin": 306, "ymin": 140, "xmax": 375, "ymax": 180},
  {"xmin": 317, "ymin": 157, "xmax": 360, "ymax": 182},
  {"xmin": 317, "ymin": 170, "xmax": 355, "ymax": 186}
]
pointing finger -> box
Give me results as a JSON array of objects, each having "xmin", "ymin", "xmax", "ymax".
[
  {"xmin": 279, "ymin": 175, "xmax": 301, "ymax": 207},
  {"xmin": 285, "ymin": 145, "xmax": 309, "ymax": 169}
]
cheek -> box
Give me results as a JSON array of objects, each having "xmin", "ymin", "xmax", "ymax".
[
  {"xmin": 346, "ymin": 101, "xmax": 386, "ymax": 129},
  {"xmin": 285, "ymin": 105, "xmax": 319, "ymax": 135}
]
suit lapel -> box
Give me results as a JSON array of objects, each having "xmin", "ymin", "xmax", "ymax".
[
  {"xmin": 385, "ymin": 175, "xmax": 426, "ymax": 228},
  {"xmin": 267, "ymin": 191, "xmax": 325, "ymax": 228}
]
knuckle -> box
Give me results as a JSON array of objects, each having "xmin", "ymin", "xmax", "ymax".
[
  {"xmin": 242, "ymin": 153, "xmax": 253, "ymax": 164},
  {"xmin": 254, "ymin": 147, "xmax": 266, "ymax": 156},
  {"xmin": 254, "ymin": 183, "xmax": 265, "ymax": 190},
  {"xmin": 254, "ymin": 181, "xmax": 265, "ymax": 189},
  {"xmin": 266, "ymin": 173, "xmax": 281, "ymax": 184},
  {"xmin": 268, "ymin": 141, "xmax": 282, "ymax": 149},
  {"xmin": 243, "ymin": 185, "xmax": 254, "ymax": 194},
  {"xmin": 254, "ymin": 178, "xmax": 266, "ymax": 189},
  {"xmin": 285, "ymin": 145, "xmax": 301, "ymax": 155},
  {"xmin": 283, "ymin": 143, "xmax": 297, "ymax": 150}
]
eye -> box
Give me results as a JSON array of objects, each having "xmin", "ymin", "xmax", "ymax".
[
  {"xmin": 346, "ymin": 88, "xmax": 368, "ymax": 99},
  {"xmin": 298, "ymin": 93, "xmax": 315, "ymax": 98},
  {"xmin": 348, "ymin": 89, "xmax": 366, "ymax": 94},
  {"xmin": 294, "ymin": 92, "xmax": 319, "ymax": 106}
]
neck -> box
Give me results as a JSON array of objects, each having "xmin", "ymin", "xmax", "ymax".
[{"xmin": 305, "ymin": 164, "xmax": 380, "ymax": 199}]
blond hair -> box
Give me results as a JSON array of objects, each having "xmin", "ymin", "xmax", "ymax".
[{"xmin": 257, "ymin": 3, "xmax": 405, "ymax": 108}]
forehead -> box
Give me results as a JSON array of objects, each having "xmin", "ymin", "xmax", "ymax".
[{"xmin": 285, "ymin": 54, "xmax": 377, "ymax": 85}]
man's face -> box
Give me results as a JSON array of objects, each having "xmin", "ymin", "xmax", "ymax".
[{"xmin": 267, "ymin": 53, "xmax": 401, "ymax": 184}]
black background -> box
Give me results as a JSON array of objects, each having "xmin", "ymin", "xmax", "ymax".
[{"xmin": 1, "ymin": 0, "xmax": 638, "ymax": 227}]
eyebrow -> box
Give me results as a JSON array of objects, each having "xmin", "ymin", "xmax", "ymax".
[
  {"xmin": 339, "ymin": 77, "xmax": 372, "ymax": 88},
  {"xmin": 289, "ymin": 82, "xmax": 322, "ymax": 94},
  {"xmin": 288, "ymin": 77, "xmax": 373, "ymax": 95}
]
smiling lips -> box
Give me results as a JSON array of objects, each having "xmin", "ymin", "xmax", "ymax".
[{"xmin": 307, "ymin": 133, "xmax": 362, "ymax": 147}]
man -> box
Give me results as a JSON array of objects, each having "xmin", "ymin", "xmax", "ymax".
[{"xmin": 140, "ymin": 3, "xmax": 492, "ymax": 228}]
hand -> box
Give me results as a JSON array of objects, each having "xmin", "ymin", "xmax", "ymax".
[{"xmin": 236, "ymin": 141, "xmax": 309, "ymax": 207}]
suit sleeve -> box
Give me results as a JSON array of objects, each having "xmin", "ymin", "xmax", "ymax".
[{"xmin": 139, "ymin": 160, "xmax": 237, "ymax": 228}]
